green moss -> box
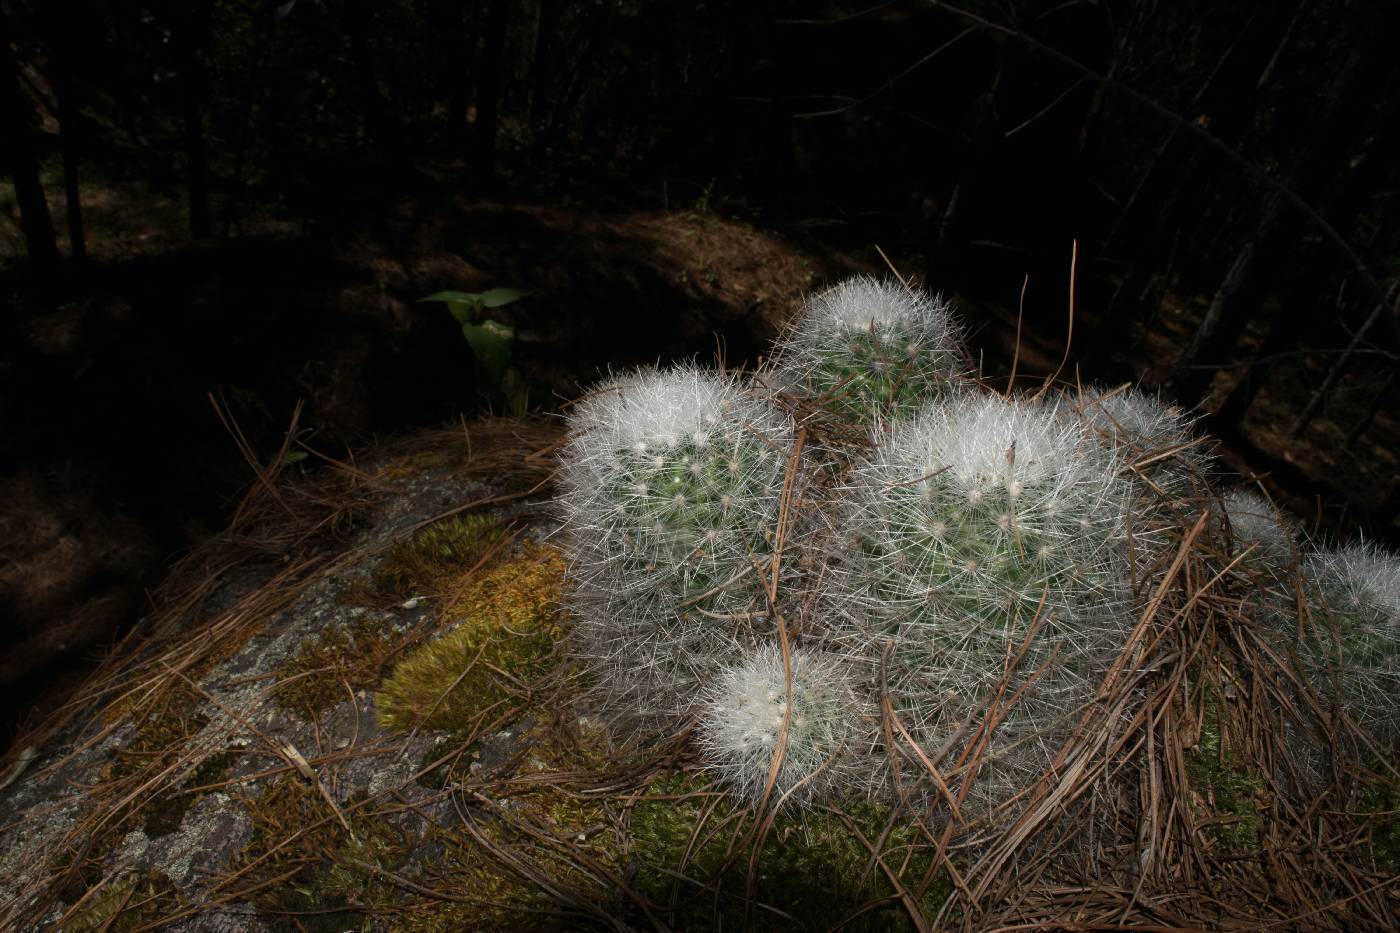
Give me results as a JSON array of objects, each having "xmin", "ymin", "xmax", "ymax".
[
  {"xmin": 385, "ymin": 840, "xmax": 551, "ymax": 933},
  {"xmin": 64, "ymin": 871, "xmax": 178, "ymax": 932},
  {"xmin": 277, "ymin": 616, "xmax": 404, "ymax": 718},
  {"xmin": 1185, "ymin": 692, "xmax": 1265, "ymax": 853},
  {"xmin": 1355, "ymin": 774, "xmax": 1400, "ymax": 874},
  {"xmin": 236, "ymin": 775, "xmax": 405, "ymax": 930},
  {"xmin": 369, "ymin": 513, "xmax": 505, "ymax": 600},
  {"xmin": 377, "ymin": 545, "xmax": 566, "ymax": 738},
  {"xmin": 629, "ymin": 774, "xmax": 950, "ymax": 930},
  {"xmin": 389, "ymin": 720, "xmax": 625, "ymax": 931}
]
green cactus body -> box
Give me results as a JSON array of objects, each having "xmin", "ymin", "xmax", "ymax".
[
  {"xmin": 769, "ymin": 276, "xmax": 965, "ymax": 424},
  {"xmin": 560, "ymin": 366, "xmax": 795, "ymax": 732},
  {"xmin": 1296, "ymin": 543, "xmax": 1400, "ymax": 740},
  {"xmin": 837, "ymin": 392, "xmax": 1133, "ymax": 807},
  {"xmin": 801, "ymin": 319, "xmax": 961, "ymax": 422}
]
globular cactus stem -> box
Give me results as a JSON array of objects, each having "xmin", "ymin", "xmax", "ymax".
[
  {"xmin": 697, "ymin": 643, "xmax": 875, "ymax": 807},
  {"xmin": 558, "ymin": 365, "xmax": 795, "ymax": 733},
  {"xmin": 834, "ymin": 391, "xmax": 1135, "ymax": 808},
  {"xmin": 1073, "ymin": 385, "xmax": 1208, "ymax": 506},
  {"xmin": 1219, "ymin": 488, "xmax": 1298, "ymax": 580},
  {"xmin": 1295, "ymin": 542, "xmax": 1400, "ymax": 741},
  {"xmin": 768, "ymin": 276, "xmax": 966, "ymax": 424}
]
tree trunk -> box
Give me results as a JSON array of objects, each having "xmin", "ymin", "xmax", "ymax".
[
  {"xmin": 471, "ymin": 0, "xmax": 511, "ymax": 179},
  {"xmin": 52, "ymin": 40, "xmax": 85, "ymax": 262},
  {"xmin": 427, "ymin": 0, "xmax": 472, "ymax": 147},
  {"xmin": 528, "ymin": 0, "xmax": 561, "ymax": 134},
  {"xmin": 1084, "ymin": 3, "xmax": 1300, "ymax": 366},
  {"xmin": 181, "ymin": 0, "xmax": 213, "ymax": 238},
  {"xmin": 1164, "ymin": 222, "xmax": 1264, "ymax": 406},
  {"xmin": 0, "ymin": 10, "xmax": 58, "ymax": 271}
]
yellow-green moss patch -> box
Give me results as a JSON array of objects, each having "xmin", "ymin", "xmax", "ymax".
[
  {"xmin": 376, "ymin": 544, "xmax": 565, "ymax": 738},
  {"xmin": 366, "ymin": 513, "xmax": 505, "ymax": 601}
]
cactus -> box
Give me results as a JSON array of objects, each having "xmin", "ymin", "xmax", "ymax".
[
  {"xmin": 1219, "ymin": 488, "xmax": 1298, "ymax": 582},
  {"xmin": 1073, "ymin": 385, "xmax": 1208, "ymax": 508},
  {"xmin": 1295, "ymin": 542, "xmax": 1400, "ymax": 740},
  {"xmin": 832, "ymin": 391, "xmax": 1134, "ymax": 807},
  {"xmin": 550, "ymin": 277, "xmax": 1400, "ymax": 832},
  {"xmin": 558, "ymin": 365, "xmax": 796, "ymax": 731},
  {"xmin": 697, "ymin": 644, "xmax": 876, "ymax": 806},
  {"xmin": 767, "ymin": 276, "xmax": 965, "ymax": 424}
]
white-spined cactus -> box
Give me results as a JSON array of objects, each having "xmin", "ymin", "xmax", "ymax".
[
  {"xmin": 1074, "ymin": 385, "xmax": 1208, "ymax": 507},
  {"xmin": 767, "ymin": 276, "xmax": 966, "ymax": 423},
  {"xmin": 1219, "ymin": 488, "xmax": 1298, "ymax": 581},
  {"xmin": 833, "ymin": 391, "xmax": 1134, "ymax": 808},
  {"xmin": 559, "ymin": 365, "xmax": 795, "ymax": 730},
  {"xmin": 697, "ymin": 644, "xmax": 876, "ymax": 807},
  {"xmin": 1295, "ymin": 542, "xmax": 1400, "ymax": 741}
]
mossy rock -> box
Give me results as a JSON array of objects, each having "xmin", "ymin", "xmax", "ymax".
[
  {"xmin": 236, "ymin": 774, "xmax": 404, "ymax": 930},
  {"xmin": 63, "ymin": 871, "xmax": 179, "ymax": 932},
  {"xmin": 277, "ymin": 615, "xmax": 405, "ymax": 718},
  {"xmin": 377, "ymin": 544, "xmax": 566, "ymax": 738}
]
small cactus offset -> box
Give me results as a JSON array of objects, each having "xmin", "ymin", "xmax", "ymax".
[
  {"xmin": 1295, "ymin": 542, "xmax": 1400, "ymax": 740},
  {"xmin": 1219, "ymin": 488, "xmax": 1298, "ymax": 580},
  {"xmin": 832, "ymin": 391, "xmax": 1135, "ymax": 806},
  {"xmin": 768, "ymin": 276, "xmax": 966, "ymax": 423},
  {"xmin": 697, "ymin": 644, "xmax": 876, "ymax": 806},
  {"xmin": 558, "ymin": 365, "xmax": 795, "ymax": 730},
  {"xmin": 1073, "ymin": 385, "xmax": 1208, "ymax": 506}
]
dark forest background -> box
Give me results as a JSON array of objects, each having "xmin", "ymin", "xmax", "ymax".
[{"xmin": 3, "ymin": 0, "xmax": 1399, "ymax": 747}]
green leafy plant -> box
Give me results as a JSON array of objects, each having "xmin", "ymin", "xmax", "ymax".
[{"xmin": 421, "ymin": 287, "xmax": 531, "ymax": 415}]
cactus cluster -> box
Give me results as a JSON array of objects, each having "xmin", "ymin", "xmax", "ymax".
[{"xmin": 555, "ymin": 276, "xmax": 1400, "ymax": 819}]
